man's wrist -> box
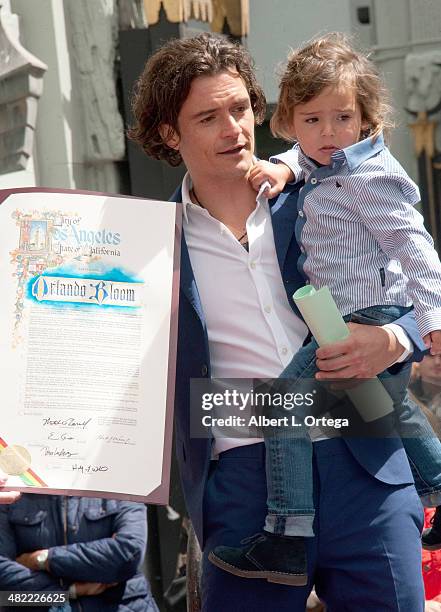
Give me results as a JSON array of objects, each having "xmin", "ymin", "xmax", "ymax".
[
  {"xmin": 68, "ymin": 584, "xmax": 77, "ymax": 600},
  {"xmin": 36, "ymin": 549, "xmax": 49, "ymax": 571},
  {"xmin": 383, "ymin": 323, "xmax": 413, "ymax": 364}
]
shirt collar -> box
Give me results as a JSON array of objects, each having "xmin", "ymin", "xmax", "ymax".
[
  {"xmin": 340, "ymin": 132, "xmax": 385, "ymax": 170},
  {"xmin": 298, "ymin": 132, "xmax": 385, "ymax": 176},
  {"xmin": 181, "ymin": 172, "xmax": 195, "ymax": 223},
  {"xmin": 181, "ymin": 162, "xmax": 267, "ymax": 224}
]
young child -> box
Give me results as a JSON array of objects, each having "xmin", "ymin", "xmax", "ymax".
[{"xmin": 209, "ymin": 32, "xmax": 441, "ymax": 585}]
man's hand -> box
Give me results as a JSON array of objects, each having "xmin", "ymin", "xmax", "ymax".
[
  {"xmin": 73, "ymin": 582, "xmax": 117, "ymax": 597},
  {"xmin": 315, "ymin": 322, "xmax": 402, "ymax": 380},
  {"xmin": 424, "ymin": 330, "xmax": 441, "ymax": 355},
  {"xmin": 16, "ymin": 550, "xmax": 48, "ymax": 571},
  {"xmin": 248, "ymin": 161, "xmax": 294, "ymax": 198}
]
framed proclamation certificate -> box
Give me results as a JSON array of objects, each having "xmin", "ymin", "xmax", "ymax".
[{"xmin": 0, "ymin": 188, "xmax": 181, "ymax": 503}]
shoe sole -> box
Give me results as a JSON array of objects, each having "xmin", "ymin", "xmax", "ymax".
[
  {"xmin": 422, "ymin": 528, "xmax": 441, "ymax": 551},
  {"xmin": 422, "ymin": 541, "xmax": 441, "ymax": 551},
  {"xmin": 208, "ymin": 552, "xmax": 308, "ymax": 586}
]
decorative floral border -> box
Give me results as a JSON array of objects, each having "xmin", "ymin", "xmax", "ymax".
[{"xmin": 10, "ymin": 210, "xmax": 68, "ymax": 345}]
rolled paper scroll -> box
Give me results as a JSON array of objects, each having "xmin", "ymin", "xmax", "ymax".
[{"xmin": 293, "ymin": 285, "xmax": 394, "ymax": 422}]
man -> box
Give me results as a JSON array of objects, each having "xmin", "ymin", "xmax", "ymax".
[
  {"xmin": 0, "ymin": 494, "xmax": 158, "ymax": 611},
  {"xmin": 129, "ymin": 33, "xmax": 426, "ymax": 611}
]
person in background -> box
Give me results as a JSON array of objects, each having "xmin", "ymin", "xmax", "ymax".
[
  {"xmin": 411, "ymin": 354, "xmax": 441, "ymax": 412},
  {"xmin": 409, "ymin": 354, "xmax": 441, "ymax": 551},
  {"xmin": 0, "ymin": 494, "xmax": 158, "ymax": 611}
]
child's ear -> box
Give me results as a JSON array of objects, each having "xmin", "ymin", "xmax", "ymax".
[
  {"xmin": 287, "ymin": 122, "xmax": 297, "ymax": 141},
  {"xmin": 361, "ymin": 120, "xmax": 371, "ymax": 136},
  {"xmin": 159, "ymin": 124, "xmax": 180, "ymax": 150},
  {"xmin": 290, "ymin": 115, "xmax": 298, "ymax": 141}
]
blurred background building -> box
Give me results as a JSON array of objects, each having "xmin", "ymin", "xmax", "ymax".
[
  {"xmin": 1, "ymin": 0, "xmax": 440, "ymax": 245},
  {"xmin": 1, "ymin": 1, "xmax": 440, "ymax": 608}
]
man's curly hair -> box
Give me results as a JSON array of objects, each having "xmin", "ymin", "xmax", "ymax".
[{"xmin": 128, "ymin": 33, "xmax": 266, "ymax": 167}]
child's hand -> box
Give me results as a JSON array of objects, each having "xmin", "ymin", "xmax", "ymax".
[
  {"xmin": 424, "ymin": 330, "xmax": 441, "ymax": 355},
  {"xmin": 248, "ymin": 161, "xmax": 294, "ymax": 198}
]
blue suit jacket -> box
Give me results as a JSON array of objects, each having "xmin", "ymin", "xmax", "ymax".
[{"xmin": 171, "ymin": 182, "xmax": 426, "ymax": 547}]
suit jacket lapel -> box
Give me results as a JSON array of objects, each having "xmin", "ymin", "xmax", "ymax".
[
  {"xmin": 170, "ymin": 186, "xmax": 206, "ymax": 324},
  {"xmin": 180, "ymin": 236, "xmax": 206, "ymax": 323},
  {"xmin": 270, "ymin": 187, "xmax": 300, "ymax": 272}
]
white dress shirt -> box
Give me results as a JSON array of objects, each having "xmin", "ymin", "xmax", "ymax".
[{"xmin": 182, "ymin": 174, "xmax": 308, "ymax": 455}]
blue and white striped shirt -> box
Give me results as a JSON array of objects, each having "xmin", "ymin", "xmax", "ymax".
[{"xmin": 274, "ymin": 134, "xmax": 441, "ymax": 338}]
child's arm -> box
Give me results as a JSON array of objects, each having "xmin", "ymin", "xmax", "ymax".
[
  {"xmin": 354, "ymin": 173, "xmax": 441, "ymax": 352},
  {"xmin": 248, "ymin": 160, "xmax": 294, "ymax": 198},
  {"xmin": 249, "ymin": 145, "xmax": 304, "ymax": 198}
]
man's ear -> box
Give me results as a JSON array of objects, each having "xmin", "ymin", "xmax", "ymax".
[{"xmin": 159, "ymin": 124, "xmax": 180, "ymax": 150}]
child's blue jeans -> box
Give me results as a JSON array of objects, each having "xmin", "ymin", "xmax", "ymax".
[{"xmin": 263, "ymin": 304, "xmax": 441, "ymax": 537}]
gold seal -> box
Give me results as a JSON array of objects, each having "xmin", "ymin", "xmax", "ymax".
[{"xmin": 0, "ymin": 445, "xmax": 31, "ymax": 475}]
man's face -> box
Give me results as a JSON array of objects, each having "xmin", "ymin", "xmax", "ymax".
[
  {"xmin": 164, "ymin": 70, "xmax": 255, "ymax": 184},
  {"xmin": 292, "ymin": 85, "xmax": 366, "ymax": 166}
]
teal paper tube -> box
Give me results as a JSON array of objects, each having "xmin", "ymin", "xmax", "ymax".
[
  {"xmin": 293, "ymin": 285, "xmax": 349, "ymax": 346},
  {"xmin": 293, "ymin": 285, "xmax": 394, "ymax": 422}
]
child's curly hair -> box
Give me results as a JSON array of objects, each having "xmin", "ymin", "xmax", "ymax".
[{"xmin": 271, "ymin": 32, "xmax": 394, "ymax": 143}]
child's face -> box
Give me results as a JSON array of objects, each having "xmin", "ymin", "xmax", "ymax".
[{"xmin": 292, "ymin": 85, "xmax": 367, "ymax": 165}]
